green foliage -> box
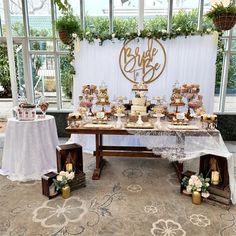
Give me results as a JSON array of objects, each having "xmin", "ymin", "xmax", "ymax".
[
  {"xmin": 85, "ymin": 16, "xmax": 110, "ymax": 34},
  {"xmin": 60, "ymin": 56, "xmax": 75, "ymax": 98},
  {"xmin": 206, "ymin": 2, "xmax": 236, "ymax": 19},
  {"xmin": 56, "ymin": 13, "xmax": 81, "ymax": 34},
  {"xmin": 215, "ymin": 38, "xmax": 224, "ymax": 89},
  {"xmin": 53, "ymin": 0, "xmax": 71, "ymax": 12},
  {"xmin": 144, "ymin": 16, "xmax": 167, "ymax": 32},
  {"xmin": 228, "ymin": 55, "xmax": 236, "ymax": 88},
  {"xmin": 0, "ymin": 44, "xmax": 11, "ymax": 97},
  {"xmin": 172, "ymin": 10, "xmax": 198, "ymax": 32},
  {"xmin": 53, "ymin": 176, "xmax": 69, "ymax": 191},
  {"xmin": 114, "ymin": 17, "xmax": 138, "ymax": 36}
]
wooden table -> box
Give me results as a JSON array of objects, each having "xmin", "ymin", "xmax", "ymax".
[{"xmin": 66, "ymin": 125, "xmax": 219, "ymax": 180}]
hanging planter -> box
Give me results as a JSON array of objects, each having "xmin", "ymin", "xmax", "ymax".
[
  {"xmin": 213, "ymin": 14, "xmax": 236, "ymax": 31},
  {"xmin": 206, "ymin": 2, "xmax": 236, "ymax": 31},
  {"xmin": 58, "ymin": 31, "xmax": 73, "ymax": 45},
  {"xmin": 56, "ymin": 12, "xmax": 80, "ymax": 45}
]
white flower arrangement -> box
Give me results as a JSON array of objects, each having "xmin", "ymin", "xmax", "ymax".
[
  {"xmin": 53, "ymin": 171, "xmax": 75, "ymax": 191},
  {"xmin": 182, "ymin": 174, "xmax": 210, "ymax": 198}
]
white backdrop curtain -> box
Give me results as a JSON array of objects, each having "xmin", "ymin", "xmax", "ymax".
[
  {"xmin": 73, "ymin": 34, "xmax": 218, "ymax": 113},
  {"xmin": 70, "ymin": 34, "xmax": 218, "ymax": 152}
]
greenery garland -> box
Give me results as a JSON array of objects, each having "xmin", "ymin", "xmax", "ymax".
[{"xmin": 79, "ymin": 27, "xmax": 214, "ymax": 46}]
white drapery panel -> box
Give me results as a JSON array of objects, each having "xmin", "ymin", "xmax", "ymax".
[{"xmin": 73, "ymin": 35, "xmax": 218, "ymax": 113}]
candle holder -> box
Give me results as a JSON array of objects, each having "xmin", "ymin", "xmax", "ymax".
[
  {"xmin": 114, "ymin": 113, "xmax": 125, "ymax": 128},
  {"xmin": 153, "ymin": 113, "xmax": 164, "ymax": 129}
]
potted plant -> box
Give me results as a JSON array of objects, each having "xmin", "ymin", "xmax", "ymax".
[
  {"xmin": 181, "ymin": 174, "xmax": 210, "ymax": 205},
  {"xmin": 206, "ymin": 2, "xmax": 236, "ymax": 31},
  {"xmin": 56, "ymin": 12, "xmax": 80, "ymax": 45},
  {"xmin": 53, "ymin": 171, "xmax": 75, "ymax": 199}
]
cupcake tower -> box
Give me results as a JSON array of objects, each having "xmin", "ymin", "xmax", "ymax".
[
  {"xmin": 79, "ymin": 84, "xmax": 98, "ymax": 116},
  {"xmin": 180, "ymin": 84, "xmax": 203, "ymax": 117}
]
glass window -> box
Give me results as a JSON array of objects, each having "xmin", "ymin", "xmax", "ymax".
[
  {"xmin": 225, "ymin": 54, "xmax": 236, "ymax": 112},
  {"xmin": 0, "ymin": 43, "xmax": 11, "ymax": 98},
  {"xmin": 113, "ymin": 0, "xmax": 138, "ymax": 33},
  {"xmin": 15, "ymin": 43, "xmax": 25, "ymax": 97},
  {"xmin": 144, "ymin": 0, "xmax": 168, "ymax": 31},
  {"xmin": 30, "ymin": 40, "xmax": 54, "ymax": 51},
  {"xmin": 0, "ymin": 43, "xmax": 25, "ymax": 99},
  {"xmin": 27, "ymin": 0, "xmax": 52, "ymax": 37},
  {"xmin": 231, "ymin": 40, "xmax": 236, "ymax": 51},
  {"xmin": 31, "ymin": 54, "xmax": 57, "ymax": 109},
  {"xmin": 60, "ymin": 56, "xmax": 73, "ymax": 109},
  {"xmin": 10, "ymin": 0, "xmax": 24, "ymax": 36},
  {"xmin": 214, "ymin": 39, "xmax": 225, "ymax": 112},
  {"xmin": 172, "ymin": 0, "xmax": 198, "ymax": 32},
  {"xmin": 0, "ymin": 1, "xmax": 5, "ymax": 36},
  {"xmin": 85, "ymin": 0, "xmax": 109, "ymax": 34},
  {"xmin": 69, "ymin": 0, "xmax": 80, "ymax": 17}
]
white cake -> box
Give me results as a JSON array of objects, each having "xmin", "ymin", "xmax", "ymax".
[
  {"xmin": 131, "ymin": 105, "xmax": 147, "ymax": 114},
  {"xmin": 132, "ymin": 97, "xmax": 146, "ymax": 106},
  {"xmin": 131, "ymin": 97, "xmax": 147, "ymax": 114}
]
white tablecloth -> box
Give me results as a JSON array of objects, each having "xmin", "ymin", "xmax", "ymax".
[{"xmin": 0, "ymin": 115, "xmax": 58, "ymax": 181}]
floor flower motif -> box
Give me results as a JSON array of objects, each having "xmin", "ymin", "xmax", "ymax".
[
  {"xmin": 32, "ymin": 197, "xmax": 87, "ymax": 228},
  {"xmin": 127, "ymin": 184, "xmax": 142, "ymax": 192},
  {"xmin": 144, "ymin": 205, "xmax": 158, "ymax": 214},
  {"xmin": 151, "ymin": 219, "xmax": 186, "ymax": 236},
  {"xmin": 189, "ymin": 214, "xmax": 210, "ymax": 227}
]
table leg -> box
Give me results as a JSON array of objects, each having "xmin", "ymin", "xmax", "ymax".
[
  {"xmin": 92, "ymin": 134, "xmax": 105, "ymax": 180},
  {"xmin": 174, "ymin": 133, "xmax": 185, "ymax": 180}
]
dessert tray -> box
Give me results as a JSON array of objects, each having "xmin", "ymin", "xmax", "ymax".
[
  {"xmin": 153, "ymin": 114, "xmax": 165, "ymax": 118},
  {"xmin": 92, "ymin": 119, "xmax": 108, "ymax": 124},
  {"xmin": 168, "ymin": 125, "xmax": 199, "ymax": 130},
  {"xmin": 125, "ymin": 122, "xmax": 154, "ymax": 129},
  {"xmin": 83, "ymin": 124, "xmax": 114, "ymax": 128}
]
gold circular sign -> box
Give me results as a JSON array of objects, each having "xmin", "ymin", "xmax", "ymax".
[{"xmin": 119, "ymin": 38, "xmax": 166, "ymax": 84}]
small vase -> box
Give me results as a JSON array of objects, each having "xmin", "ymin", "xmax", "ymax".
[
  {"xmin": 62, "ymin": 184, "xmax": 70, "ymax": 199},
  {"xmin": 192, "ymin": 191, "xmax": 201, "ymax": 205}
]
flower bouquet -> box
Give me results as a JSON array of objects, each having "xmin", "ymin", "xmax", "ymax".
[
  {"xmin": 53, "ymin": 171, "xmax": 75, "ymax": 191},
  {"xmin": 181, "ymin": 174, "xmax": 210, "ymax": 198}
]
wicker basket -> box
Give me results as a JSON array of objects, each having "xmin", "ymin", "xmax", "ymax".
[
  {"xmin": 59, "ymin": 31, "xmax": 73, "ymax": 45},
  {"xmin": 213, "ymin": 14, "xmax": 236, "ymax": 31}
]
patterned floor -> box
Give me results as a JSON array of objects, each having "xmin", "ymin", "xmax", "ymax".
[{"xmin": 0, "ymin": 154, "xmax": 236, "ymax": 236}]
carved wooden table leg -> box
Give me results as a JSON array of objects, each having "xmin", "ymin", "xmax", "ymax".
[{"xmin": 92, "ymin": 134, "xmax": 105, "ymax": 180}]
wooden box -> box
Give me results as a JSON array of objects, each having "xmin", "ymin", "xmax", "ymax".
[
  {"xmin": 69, "ymin": 171, "xmax": 86, "ymax": 191},
  {"xmin": 56, "ymin": 143, "xmax": 83, "ymax": 174},
  {"xmin": 199, "ymin": 155, "xmax": 231, "ymax": 205},
  {"xmin": 42, "ymin": 172, "xmax": 59, "ymax": 199},
  {"xmin": 199, "ymin": 155, "xmax": 229, "ymax": 189}
]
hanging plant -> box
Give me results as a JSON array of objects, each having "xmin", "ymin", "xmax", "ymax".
[
  {"xmin": 56, "ymin": 13, "xmax": 80, "ymax": 45},
  {"xmin": 205, "ymin": 2, "xmax": 236, "ymax": 31}
]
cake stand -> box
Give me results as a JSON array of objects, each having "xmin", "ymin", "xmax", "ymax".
[
  {"xmin": 153, "ymin": 113, "xmax": 165, "ymax": 128},
  {"xmin": 114, "ymin": 113, "xmax": 125, "ymax": 128}
]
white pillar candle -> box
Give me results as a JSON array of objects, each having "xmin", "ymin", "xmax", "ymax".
[
  {"xmin": 66, "ymin": 163, "xmax": 73, "ymax": 172},
  {"xmin": 211, "ymin": 171, "xmax": 220, "ymax": 185}
]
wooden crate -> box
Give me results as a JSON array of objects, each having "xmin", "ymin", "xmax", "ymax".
[
  {"xmin": 41, "ymin": 172, "xmax": 59, "ymax": 199},
  {"xmin": 69, "ymin": 171, "xmax": 86, "ymax": 191},
  {"xmin": 199, "ymin": 155, "xmax": 231, "ymax": 206},
  {"xmin": 56, "ymin": 143, "xmax": 83, "ymax": 174},
  {"xmin": 199, "ymin": 154, "xmax": 229, "ymax": 189}
]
